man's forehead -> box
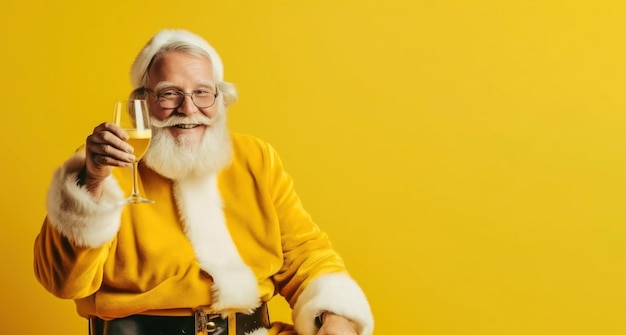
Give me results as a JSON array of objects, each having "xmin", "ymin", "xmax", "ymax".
[{"xmin": 147, "ymin": 52, "xmax": 215, "ymax": 87}]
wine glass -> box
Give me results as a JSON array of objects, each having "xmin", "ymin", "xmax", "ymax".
[{"xmin": 113, "ymin": 99, "xmax": 155, "ymax": 204}]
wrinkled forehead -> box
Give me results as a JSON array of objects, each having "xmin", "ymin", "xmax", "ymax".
[
  {"xmin": 142, "ymin": 44, "xmax": 216, "ymax": 86},
  {"xmin": 145, "ymin": 51, "xmax": 216, "ymax": 88}
]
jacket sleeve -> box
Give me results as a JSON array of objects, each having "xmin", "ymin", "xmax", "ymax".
[
  {"xmin": 33, "ymin": 151, "xmax": 125, "ymax": 299},
  {"xmin": 264, "ymin": 143, "xmax": 374, "ymax": 335}
]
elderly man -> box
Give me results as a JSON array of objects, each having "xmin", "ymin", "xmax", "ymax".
[{"xmin": 33, "ymin": 29, "xmax": 373, "ymax": 335}]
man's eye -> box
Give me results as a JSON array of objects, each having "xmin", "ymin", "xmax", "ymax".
[
  {"xmin": 160, "ymin": 91, "xmax": 180, "ymax": 99},
  {"xmin": 194, "ymin": 89, "xmax": 212, "ymax": 97}
]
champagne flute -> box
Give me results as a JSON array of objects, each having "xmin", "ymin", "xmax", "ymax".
[{"xmin": 114, "ymin": 99, "xmax": 155, "ymax": 204}]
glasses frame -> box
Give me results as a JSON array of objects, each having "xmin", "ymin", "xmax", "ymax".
[{"xmin": 142, "ymin": 87, "xmax": 219, "ymax": 109}]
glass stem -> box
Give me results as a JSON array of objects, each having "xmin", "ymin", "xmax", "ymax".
[{"xmin": 130, "ymin": 161, "xmax": 140, "ymax": 198}]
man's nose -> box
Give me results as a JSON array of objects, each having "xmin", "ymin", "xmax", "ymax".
[{"xmin": 177, "ymin": 94, "xmax": 197, "ymax": 115}]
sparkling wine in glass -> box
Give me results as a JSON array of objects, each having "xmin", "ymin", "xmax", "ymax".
[{"xmin": 114, "ymin": 99, "xmax": 155, "ymax": 204}]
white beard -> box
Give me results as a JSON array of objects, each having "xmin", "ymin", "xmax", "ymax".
[{"xmin": 142, "ymin": 106, "xmax": 232, "ymax": 181}]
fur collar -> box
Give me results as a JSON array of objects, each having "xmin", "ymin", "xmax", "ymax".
[{"xmin": 173, "ymin": 173, "xmax": 259, "ymax": 312}]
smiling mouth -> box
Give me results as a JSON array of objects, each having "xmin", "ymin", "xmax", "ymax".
[{"xmin": 173, "ymin": 124, "xmax": 202, "ymax": 129}]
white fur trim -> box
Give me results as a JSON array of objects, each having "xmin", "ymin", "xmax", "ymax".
[
  {"xmin": 130, "ymin": 29, "xmax": 224, "ymax": 88},
  {"xmin": 293, "ymin": 273, "xmax": 374, "ymax": 335},
  {"xmin": 45, "ymin": 152, "xmax": 125, "ymax": 247},
  {"xmin": 174, "ymin": 174, "xmax": 259, "ymax": 312},
  {"xmin": 244, "ymin": 327, "xmax": 269, "ymax": 335}
]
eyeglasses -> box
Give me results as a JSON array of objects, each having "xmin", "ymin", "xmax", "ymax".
[{"xmin": 142, "ymin": 87, "xmax": 219, "ymax": 109}]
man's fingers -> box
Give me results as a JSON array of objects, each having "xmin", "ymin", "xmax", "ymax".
[
  {"xmin": 93, "ymin": 153, "xmax": 133, "ymax": 167},
  {"xmin": 87, "ymin": 140, "xmax": 135, "ymax": 164},
  {"xmin": 86, "ymin": 123, "xmax": 136, "ymax": 164},
  {"xmin": 95, "ymin": 122, "xmax": 129, "ymax": 140},
  {"xmin": 90, "ymin": 124, "xmax": 133, "ymax": 153}
]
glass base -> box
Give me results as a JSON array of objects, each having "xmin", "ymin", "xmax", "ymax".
[{"xmin": 121, "ymin": 195, "xmax": 155, "ymax": 205}]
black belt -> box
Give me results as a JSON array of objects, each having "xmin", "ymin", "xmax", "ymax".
[{"xmin": 89, "ymin": 303, "xmax": 270, "ymax": 335}]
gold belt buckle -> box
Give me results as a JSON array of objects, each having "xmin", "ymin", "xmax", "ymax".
[{"xmin": 195, "ymin": 310, "xmax": 227, "ymax": 335}]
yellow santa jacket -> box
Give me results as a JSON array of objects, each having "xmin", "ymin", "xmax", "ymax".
[{"xmin": 34, "ymin": 133, "xmax": 373, "ymax": 335}]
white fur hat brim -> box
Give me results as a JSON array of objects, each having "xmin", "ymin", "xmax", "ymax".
[{"xmin": 130, "ymin": 29, "xmax": 224, "ymax": 88}]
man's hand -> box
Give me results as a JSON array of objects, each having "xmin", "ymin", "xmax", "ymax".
[
  {"xmin": 317, "ymin": 312, "xmax": 358, "ymax": 335},
  {"xmin": 81, "ymin": 122, "xmax": 135, "ymax": 198}
]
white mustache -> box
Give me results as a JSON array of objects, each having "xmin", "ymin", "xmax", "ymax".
[{"xmin": 151, "ymin": 114, "xmax": 214, "ymax": 129}]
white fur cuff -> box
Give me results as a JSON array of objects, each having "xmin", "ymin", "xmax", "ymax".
[
  {"xmin": 46, "ymin": 152, "xmax": 125, "ymax": 247},
  {"xmin": 292, "ymin": 273, "xmax": 374, "ymax": 335}
]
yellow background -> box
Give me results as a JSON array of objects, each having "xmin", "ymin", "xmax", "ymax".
[{"xmin": 1, "ymin": 1, "xmax": 625, "ymax": 334}]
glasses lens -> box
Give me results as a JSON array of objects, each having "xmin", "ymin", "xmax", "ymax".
[
  {"xmin": 192, "ymin": 92, "xmax": 215, "ymax": 108},
  {"xmin": 157, "ymin": 91, "xmax": 217, "ymax": 109},
  {"xmin": 159, "ymin": 92, "xmax": 183, "ymax": 109}
]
